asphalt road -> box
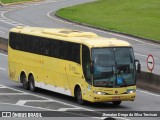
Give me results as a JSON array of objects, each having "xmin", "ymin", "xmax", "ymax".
[{"xmin": 0, "ymin": 0, "xmax": 160, "ymax": 120}]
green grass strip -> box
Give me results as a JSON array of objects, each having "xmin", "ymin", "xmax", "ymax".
[
  {"xmin": 56, "ymin": 0, "xmax": 160, "ymax": 41},
  {"xmin": 1, "ymin": 0, "xmax": 33, "ymax": 4}
]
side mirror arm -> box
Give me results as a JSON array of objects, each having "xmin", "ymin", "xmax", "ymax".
[
  {"xmin": 90, "ymin": 60, "xmax": 94, "ymax": 74},
  {"xmin": 135, "ymin": 59, "xmax": 141, "ymax": 73}
]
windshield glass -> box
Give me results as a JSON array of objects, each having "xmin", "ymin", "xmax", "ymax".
[{"xmin": 92, "ymin": 47, "xmax": 135, "ymax": 87}]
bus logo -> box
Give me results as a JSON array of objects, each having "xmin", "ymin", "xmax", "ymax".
[{"xmin": 115, "ymin": 90, "xmax": 118, "ymax": 94}]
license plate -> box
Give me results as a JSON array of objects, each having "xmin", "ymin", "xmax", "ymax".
[{"xmin": 112, "ymin": 96, "xmax": 120, "ymax": 101}]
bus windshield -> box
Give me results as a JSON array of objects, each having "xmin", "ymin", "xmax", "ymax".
[{"xmin": 92, "ymin": 47, "xmax": 135, "ymax": 87}]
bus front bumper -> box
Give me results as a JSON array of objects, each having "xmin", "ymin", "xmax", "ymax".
[{"xmin": 91, "ymin": 93, "xmax": 136, "ymax": 102}]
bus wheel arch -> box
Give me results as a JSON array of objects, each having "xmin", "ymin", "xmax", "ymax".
[
  {"xmin": 28, "ymin": 73, "xmax": 36, "ymax": 92},
  {"xmin": 20, "ymin": 71, "xmax": 29, "ymax": 90},
  {"xmin": 74, "ymin": 85, "xmax": 85, "ymax": 105}
]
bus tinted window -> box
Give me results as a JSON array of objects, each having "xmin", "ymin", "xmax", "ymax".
[
  {"xmin": 70, "ymin": 43, "xmax": 80, "ymax": 64},
  {"xmin": 82, "ymin": 45, "xmax": 91, "ymax": 83},
  {"xmin": 60, "ymin": 41, "xmax": 69, "ymax": 59},
  {"xmin": 9, "ymin": 32, "xmax": 80, "ymax": 64},
  {"xmin": 60, "ymin": 42, "xmax": 80, "ymax": 64},
  {"xmin": 50, "ymin": 40, "xmax": 60, "ymax": 58}
]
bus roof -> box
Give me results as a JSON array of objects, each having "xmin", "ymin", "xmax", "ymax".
[{"xmin": 10, "ymin": 26, "xmax": 131, "ymax": 48}]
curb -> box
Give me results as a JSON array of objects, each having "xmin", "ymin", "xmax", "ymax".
[
  {"xmin": 55, "ymin": 13, "xmax": 160, "ymax": 44},
  {"xmin": 0, "ymin": 1, "xmax": 3, "ymax": 6}
]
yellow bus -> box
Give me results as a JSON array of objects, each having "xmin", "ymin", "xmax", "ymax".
[{"xmin": 8, "ymin": 26, "xmax": 141, "ymax": 105}]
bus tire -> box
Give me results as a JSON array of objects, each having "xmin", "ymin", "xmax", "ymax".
[
  {"xmin": 29, "ymin": 75, "xmax": 36, "ymax": 92},
  {"xmin": 21, "ymin": 73, "xmax": 29, "ymax": 90},
  {"xmin": 76, "ymin": 87, "xmax": 85, "ymax": 105},
  {"xmin": 112, "ymin": 101, "xmax": 121, "ymax": 106}
]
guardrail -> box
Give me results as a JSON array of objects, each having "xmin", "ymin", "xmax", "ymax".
[
  {"xmin": 0, "ymin": 37, "xmax": 159, "ymax": 93},
  {"xmin": 137, "ymin": 72, "xmax": 160, "ymax": 93}
]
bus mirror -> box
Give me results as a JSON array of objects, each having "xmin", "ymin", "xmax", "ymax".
[
  {"xmin": 137, "ymin": 63, "xmax": 141, "ymax": 73},
  {"xmin": 135, "ymin": 60, "xmax": 141, "ymax": 73}
]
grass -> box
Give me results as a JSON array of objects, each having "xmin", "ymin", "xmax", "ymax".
[
  {"xmin": 56, "ymin": 0, "xmax": 160, "ymax": 41},
  {"xmin": 1, "ymin": 0, "xmax": 33, "ymax": 4}
]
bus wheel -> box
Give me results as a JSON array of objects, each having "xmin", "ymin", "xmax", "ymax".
[
  {"xmin": 21, "ymin": 74, "xmax": 29, "ymax": 90},
  {"xmin": 76, "ymin": 87, "xmax": 85, "ymax": 105},
  {"xmin": 112, "ymin": 101, "xmax": 121, "ymax": 106},
  {"xmin": 29, "ymin": 75, "xmax": 36, "ymax": 92}
]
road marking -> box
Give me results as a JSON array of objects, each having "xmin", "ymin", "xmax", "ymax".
[
  {"xmin": 135, "ymin": 53, "xmax": 158, "ymax": 59},
  {"xmin": 0, "ymin": 84, "xmax": 53, "ymax": 100},
  {"xmin": 0, "ymin": 103, "xmax": 97, "ymax": 118},
  {"xmin": 15, "ymin": 100, "xmax": 29, "ymax": 106},
  {"xmin": 0, "ymin": 83, "xmax": 92, "ymax": 111},
  {"xmin": 0, "ymin": 67, "xmax": 6, "ymax": 70},
  {"xmin": 47, "ymin": 10, "xmax": 160, "ymax": 48},
  {"xmin": 1, "ymin": 11, "xmax": 27, "ymax": 26},
  {"xmin": 0, "ymin": 93, "xmax": 29, "ymax": 95},
  {"xmin": 57, "ymin": 108, "xmax": 82, "ymax": 111},
  {"xmin": 137, "ymin": 90, "xmax": 160, "ymax": 97},
  {"xmin": 0, "ymin": 84, "xmax": 97, "ymax": 118},
  {"xmin": 0, "ymin": 53, "xmax": 7, "ymax": 57},
  {"xmin": 0, "ymin": 0, "xmax": 66, "ymax": 27},
  {"xmin": 0, "ymin": 102, "xmax": 56, "ymax": 111},
  {"xmin": 1, "ymin": 102, "xmax": 97, "ymax": 118},
  {"xmin": 0, "ymin": 86, "xmax": 6, "ymax": 88},
  {"xmin": 0, "ymin": 30, "xmax": 5, "ymax": 34},
  {"xmin": 16, "ymin": 100, "xmax": 54, "ymax": 105}
]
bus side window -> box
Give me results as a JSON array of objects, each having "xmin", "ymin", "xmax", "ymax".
[
  {"xmin": 38, "ymin": 38, "xmax": 45, "ymax": 55},
  {"xmin": 70, "ymin": 43, "xmax": 80, "ymax": 64},
  {"xmin": 82, "ymin": 45, "xmax": 91, "ymax": 83},
  {"xmin": 60, "ymin": 41, "xmax": 69, "ymax": 59},
  {"xmin": 9, "ymin": 32, "xmax": 17, "ymax": 50},
  {"xmin": 45, "ymin": 39, "xmax": 50, "ymax": 55},
  {"xmin": 21, "ymin": 34, "xmax": 28, "ymax": 52},
  {"xmin": 29, "ymin": 36, "xmax": 35, "ymax": 53},
  {"xmin": 50, "ymin": 40, "xmax": 60, "ymax": 58},
  {"xmin": 15, "ymin": 33, "xmax": 21, "ymax": 50},
  {"xmin": 9, "ymin": 33, "xmax": 14, "ymax": 49}
]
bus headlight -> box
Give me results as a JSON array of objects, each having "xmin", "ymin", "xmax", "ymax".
[
  {"xmin": 94, "ymin": 91, "xmax": 106, "ymax": 95},
  {"xmin": 127, "ymin": 90, "xmax": 136, "ymax": 94}
]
